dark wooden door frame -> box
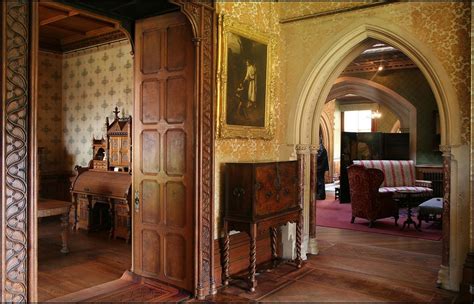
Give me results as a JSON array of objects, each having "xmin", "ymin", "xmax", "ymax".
[
  {"xmin": 0, "ymin": 0, "xmax": 216, "ymax": 301},
  {"xmin": 169, "ymin": 1, "xmax": 216, "ymax": 298}
]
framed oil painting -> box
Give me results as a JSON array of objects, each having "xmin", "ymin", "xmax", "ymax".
[{"xmin": 217, "ymin": 16, "xmax": 273, "ymax": 139}]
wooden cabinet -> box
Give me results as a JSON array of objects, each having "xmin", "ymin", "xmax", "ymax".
[
  {"xmin": 92, "ymin": 138, "xmax": 107, "ymax": 171},
  {"xmin": 222, "ymin": 161, "xmax": 303, "ymax": 292},
  {"xmin": 106, "ymin": 107, "xmax": 132, "ymax": 172}
]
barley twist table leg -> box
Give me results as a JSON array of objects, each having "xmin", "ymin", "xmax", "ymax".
[
  {"xmin": 222, "ymin": 220, "xmax": 230, "ymax": 286},
  {"xmin": 271, "ymin": 227, "xmax": 278, "ymax": 268},
  {"xmin": 295, "ymin": 217, "xmax": 303, "ymax": 268},
  {"xmin": 249, "ymin": 223, "xmax": 257, "ymax": 292}
]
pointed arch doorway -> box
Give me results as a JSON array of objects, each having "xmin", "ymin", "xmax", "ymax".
[{"xmin": 286, "ymin": 23, "xmax": 468, "ymax": 292}]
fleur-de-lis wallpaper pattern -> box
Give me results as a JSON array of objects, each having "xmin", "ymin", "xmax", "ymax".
[
  {"xmin": 38, "ymin": 40, "xmax": 133, "ymax": 172},
  {"xmin": 38, "ymin": 52, "xmax": 63, "ymax": 172}
]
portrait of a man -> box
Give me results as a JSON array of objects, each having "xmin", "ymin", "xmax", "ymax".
[{"xmin": 225, "ymin": 32, "xmax": 267, "ymax": 127}]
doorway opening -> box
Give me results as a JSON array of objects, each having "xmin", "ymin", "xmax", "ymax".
[
  {"xmin": 1, "ymin": 0, "xmax": 214, "ymax": 301},
  {"xmin": 314, "ymin": 39, "xmax": 443, "ymax": 243},
  {"xmin": 36, "ymin": 2, "xmax": 134, "ymax": 300}
]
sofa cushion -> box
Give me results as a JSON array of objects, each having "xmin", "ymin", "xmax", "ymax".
[
  {"xmin": 353, "ymin": 160, "xmax": 416, "ymax": 187},
  {"xmin": 379, "ymin": 186, "xmax": 433, "ymax": 195}
]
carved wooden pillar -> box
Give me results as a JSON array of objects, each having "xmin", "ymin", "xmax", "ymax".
[
  {"xmin": 170, "ymin": 0, "xmax": 216, "ymax": 299},
  {"xmin": 295, "ymin": 144, "xmax": 307, "ymax": 264},
  {"xmin": 438, "ymin": 145, "xmax": 451, "ymax": 286},
  {"xmin": 308, "ymin": 145, "xmax": 318, "ymax": 255},
  {"xmin": 1, "ymin": 1, "xmax": 34, "ymax": 302}
]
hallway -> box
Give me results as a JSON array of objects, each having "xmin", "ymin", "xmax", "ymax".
[{"xmin": 209, "ymin": 227, "xmax": 457, "ymax": 303}]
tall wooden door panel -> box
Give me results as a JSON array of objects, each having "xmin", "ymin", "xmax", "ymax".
[{"xmin": 133, "ymin": 12, "xmax": 194, "ymax": 292}]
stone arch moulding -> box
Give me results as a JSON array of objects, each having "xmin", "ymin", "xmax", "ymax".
[
  {"xmin": 322, "ymin": 76, "xmax": 417, "ymax": 160},
  {"xmin": 286, "ymin": 20, "xmax": 464, "ymax": 292},
  {"xmin": 287, "ymin": 22, "xmax": 460, "ymax": 147}
]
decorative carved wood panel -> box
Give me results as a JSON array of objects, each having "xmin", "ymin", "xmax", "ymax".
[
  {"xmin": 169, "ymin": 1, "xmax": 216, "ymax": 297},
  {"xmin": 1, "ymin": 1, "xmax": 31, "ymax": 302},
  {"xmin": 133, "ymin": 11, "xmax": 194, "ymax": 292}
]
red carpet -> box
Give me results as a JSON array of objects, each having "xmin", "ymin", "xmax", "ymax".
[{"xmin": 316, "ymin": 199, "xmax": 442, "ymax": 241}]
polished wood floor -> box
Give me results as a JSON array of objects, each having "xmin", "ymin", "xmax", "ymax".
[
  {"xmin": 38, "ymin": 217, "xmax": 131, "ymax": 302},
  {"xmin": 38, "ymin": 215, "xmax": 456, "ymax": 302},
  {"xmin": 207, "ymin": 226, "xmax": 457, "ymax": 303}
]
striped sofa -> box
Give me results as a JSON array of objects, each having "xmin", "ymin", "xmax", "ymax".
[{"xmin": 352, "ymin": 160, "xmax": 433, "ymax": 197}]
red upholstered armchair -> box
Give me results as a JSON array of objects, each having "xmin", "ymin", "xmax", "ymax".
[{"xmin": 348, "ymin": 164, "xmax": 399, "ymax": 228}]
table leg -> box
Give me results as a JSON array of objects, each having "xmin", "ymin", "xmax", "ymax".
[
  {"xmin": 109, "ymin": 200, "xmax": 114, "ymax": 239},
  {"xmin": 295, "ymin": 216, "xmax": 303, "ymax": 268},
  {"xmin": 60, "ymin": 209, "xmax": 70, "ymax": 254},
  {"xmin": 73, "ymin": 194, "xmax": 78, "ymax": 231},
  {"xmin": 249, "ymin": 223, "xmax": 257, "ymax": 292},
  {"xmin": 222, "ymin": 220, "xmax": 230, "ymax": 286},
  {"xmin": 126, "ymin": 204, "xmax": 131, "ymax": 244},
  {"xmin": 270, "ymin": 227, "xmax": 278, "ymax": 268},
  {"xmin": 87, "ymin": 197, "xmax": 93, "ymax": 231},
  {"xmin": 402, "ymin": 205, "xmax": 421, "ymax": 231}
]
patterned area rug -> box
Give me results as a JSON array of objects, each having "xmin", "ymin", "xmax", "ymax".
[{"xmin": 316, "ymin": 199, "xmax": 442, "ymax": 241}]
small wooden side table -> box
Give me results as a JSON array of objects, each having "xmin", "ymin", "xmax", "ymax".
[
  {"xmin": 395, "ymin": 189, "xmax": 424, "ymax": 231},
  {"xmin": 38, "ymin": 198, "xmax": 72, "ymax": 253}
]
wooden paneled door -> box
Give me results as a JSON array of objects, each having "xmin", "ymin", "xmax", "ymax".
[{"xmin": 133, "ymin": 12, "xmax": 195, "ymax": 292}]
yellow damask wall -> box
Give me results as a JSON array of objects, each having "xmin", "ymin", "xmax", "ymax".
[{"xmin": 279, "ymin": 1, "xmax": 377, "ymax": 21}]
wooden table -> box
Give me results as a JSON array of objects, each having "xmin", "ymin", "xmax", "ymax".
[
  {"xmin": 38, "ymin": 198, "xmax": 72, "ymax": 253},
  {"xmin": 395, "ymin": 190, "xmax": 424, "ymax": 231}
]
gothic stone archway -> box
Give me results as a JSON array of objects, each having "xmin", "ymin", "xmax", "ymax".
[{"xmin": 288, "ymin": 22, "xmax": 467, "ymax": 291}]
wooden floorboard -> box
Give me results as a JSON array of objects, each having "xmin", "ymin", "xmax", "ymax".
[
  {"xmin": 210, "ymin": 226, "xmax": 456, "ymax": 303},
  {"xmin": 38, "ymin": 216, "xmax": 456, "ymax": 303},
  {"xmin": 50, "ymin": 271, "xmax": 190, "ymax": 303},
  {"xmin": 38, "ymin": 218, "xmax": 131, "ymax": 302}
]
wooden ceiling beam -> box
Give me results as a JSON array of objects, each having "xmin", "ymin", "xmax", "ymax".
[
  {"xmin": 85, "ymin": 24, "xmax": 118, "ymax": 37},
  {"xmin": 40, "ymin": 11, "xmax": 79, "ymax": 26},
  {"xmin": 45, "ymin": 23, "xmax": 87, "ymax": 36}
]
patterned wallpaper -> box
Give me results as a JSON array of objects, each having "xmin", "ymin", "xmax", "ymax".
[
  {"xmin": 38, "ymin": 40, "xmax": 133, "ymax": 172},
  {"xmin": 62, "ymin": 41, "xmax": 133, "ymax": 170},
  {"xmin": 38, "ymin": 52, "xmax": 63, "ymax": 173}
]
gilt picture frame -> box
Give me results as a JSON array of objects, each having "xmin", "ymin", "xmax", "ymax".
[{"xmin": 217, "ymin": 15, "xmax": 273, "ymax": 139}]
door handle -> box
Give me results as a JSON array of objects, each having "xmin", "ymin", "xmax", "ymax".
[{"xmin": 134, "ymin": 190, "xmax": 140, "ymax": 212}]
